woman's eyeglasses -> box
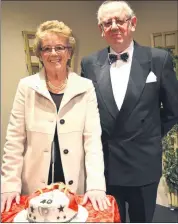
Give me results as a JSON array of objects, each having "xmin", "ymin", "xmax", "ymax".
[{"xmin": 40, "ymin": 45, "xmax": 71, "ymax": 54}]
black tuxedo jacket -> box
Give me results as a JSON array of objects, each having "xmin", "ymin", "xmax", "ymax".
[{"xmin": 81, "ymin": 42, "xmax": 178, "ymax": 186}]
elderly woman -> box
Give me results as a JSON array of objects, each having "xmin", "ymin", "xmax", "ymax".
[{"xmin": 1, "ymin": 20, "xmax": 110, "ymax": 212}]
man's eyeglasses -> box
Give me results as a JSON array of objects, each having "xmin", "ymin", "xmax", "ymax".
[
  {"xmin": 40, "ymin": 45, "xmax": 71, "ymax": 54},
  {"xmin": 101, "ymin": 17, "xmax": 131, "ymax": 29}
]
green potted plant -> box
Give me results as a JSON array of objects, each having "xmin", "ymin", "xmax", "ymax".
[
  {"xmin": 162, "ymin": 126, "xmax": 178, "ymax": 209},
  {"xmin": 160, "ymin": 47, "xmax": 178, "ymax": 209}
]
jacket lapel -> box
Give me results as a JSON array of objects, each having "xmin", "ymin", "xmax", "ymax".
[
  {"xmin": 116, "ymin": 43, "xmax": 152, "ymax": 124},
  {"xmin": 28, "ymin": 68, "xmax": 53, "ymax": 101},
  {"xmin": 28, "ymin": 69, "xmax": 87, "ymax": 110},
  {"xmin": 59, "ymin": 72, "xmax": 87, "ymax": 111},
  {"xmin": 96, "ymin": 48, "xmax": 119, "ymax": 120}
]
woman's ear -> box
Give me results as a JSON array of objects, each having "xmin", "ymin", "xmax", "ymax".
[
  {"xmin": 67, "ymin": 58, "xmax": 71, "ymax": 67},
  {"xmin": 39, "ymin": 56, "xmax": 43, "ymax": 65}
]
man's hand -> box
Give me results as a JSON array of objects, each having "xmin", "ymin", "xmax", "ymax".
[
  {"xmin": 1, "ymin": 192, "xmax": 20, "ymax": 212},
  {"xmin": 82, "ymin": 190, "xmax": 111, "ymax": 211}
]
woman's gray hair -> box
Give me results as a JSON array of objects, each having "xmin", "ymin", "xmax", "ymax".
[{"xmin": 97, "ymin": 1, "xmax": 135, "ymax": 24}]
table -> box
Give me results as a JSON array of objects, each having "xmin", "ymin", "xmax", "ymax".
[{"xmin": 1, "ymin": 195, "xmax": 120, "ymax": 222}]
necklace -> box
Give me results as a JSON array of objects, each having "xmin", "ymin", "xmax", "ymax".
[{"xmin": 46, "ymin": 78, "xmax": 67, "ymax": 92}]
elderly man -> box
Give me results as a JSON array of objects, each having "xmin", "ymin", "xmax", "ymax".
[{"xmin": 81, "ymin": 1, "xmax": 178, "ymax": 222}]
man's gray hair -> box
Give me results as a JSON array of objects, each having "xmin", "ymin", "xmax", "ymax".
[{"xmin": 97, "ymin": 1, "xmax": 135, "ymax": 24}]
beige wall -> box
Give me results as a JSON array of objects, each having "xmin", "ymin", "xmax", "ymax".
[
  {"xmin": 131, "ymin": 1, "xmax": 177, "ymax": 45},
  {"xmin": 1, "ymin": 0, "xmax": 177, "ymax": 207}
]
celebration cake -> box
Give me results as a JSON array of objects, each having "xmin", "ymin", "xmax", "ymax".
[{"xmin": 20, "ymin": 183, "xmax": 83, "ymax": 223}]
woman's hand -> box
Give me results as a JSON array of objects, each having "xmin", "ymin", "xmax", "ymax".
[
  {"xmin": 1, "ymin": 192, "xmax": 20, "ymax": 212},
  {"xmin": 82, "ymin": 190, "xmax": 111, "ymax": 211}
]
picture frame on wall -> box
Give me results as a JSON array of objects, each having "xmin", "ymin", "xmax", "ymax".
[{"xmin": 150, "ymin": 30, "xmax": 178, "ymax": 54}]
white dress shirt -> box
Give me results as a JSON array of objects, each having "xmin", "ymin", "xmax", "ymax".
[{"xmin": 110, "ymin": 41, "xmax": 134, "ymax": 110}]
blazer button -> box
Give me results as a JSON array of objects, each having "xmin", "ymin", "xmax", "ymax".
[
  {"xmin": 63, "ymin": 149, "xmax": 69, "ymax": 154},
  {"xmin": 60, "ymin": 119, "xmax": 65, "ymax": 124},
  {"xmin": 68, "ymin": 180, "xmax": 73, "ymax": 185}
]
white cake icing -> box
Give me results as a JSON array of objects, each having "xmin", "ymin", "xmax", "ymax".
[{"xmin": 27, "ymin": 190, "xmax": 78, "ymax": 222}]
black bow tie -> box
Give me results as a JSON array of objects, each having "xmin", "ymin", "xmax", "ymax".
[{"xmin": 108, "ymin": 52, "xmax": 129, "ymax": 64}]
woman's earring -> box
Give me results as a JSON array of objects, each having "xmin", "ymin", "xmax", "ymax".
[{"xmin": 67, "ymin": 58, "xmax": 71, "ymax": 67}]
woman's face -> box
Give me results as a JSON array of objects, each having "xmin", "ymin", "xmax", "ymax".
[{"xmin": 40, "ymin": 32, "xmax": 71, "ymax": 72}]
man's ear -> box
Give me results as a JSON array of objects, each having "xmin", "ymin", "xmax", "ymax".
[
  {"xmin": 98, "ymin": 24, "xmax": 105, "ymax": 37},
  {"xmin": 130, "ymin": 16, "xmax": 137, "ymax": 32}
]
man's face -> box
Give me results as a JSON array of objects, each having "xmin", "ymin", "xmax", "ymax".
[{"xmin": 99, "ymin": 7, "xmax": 137, "ymax": 48}]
